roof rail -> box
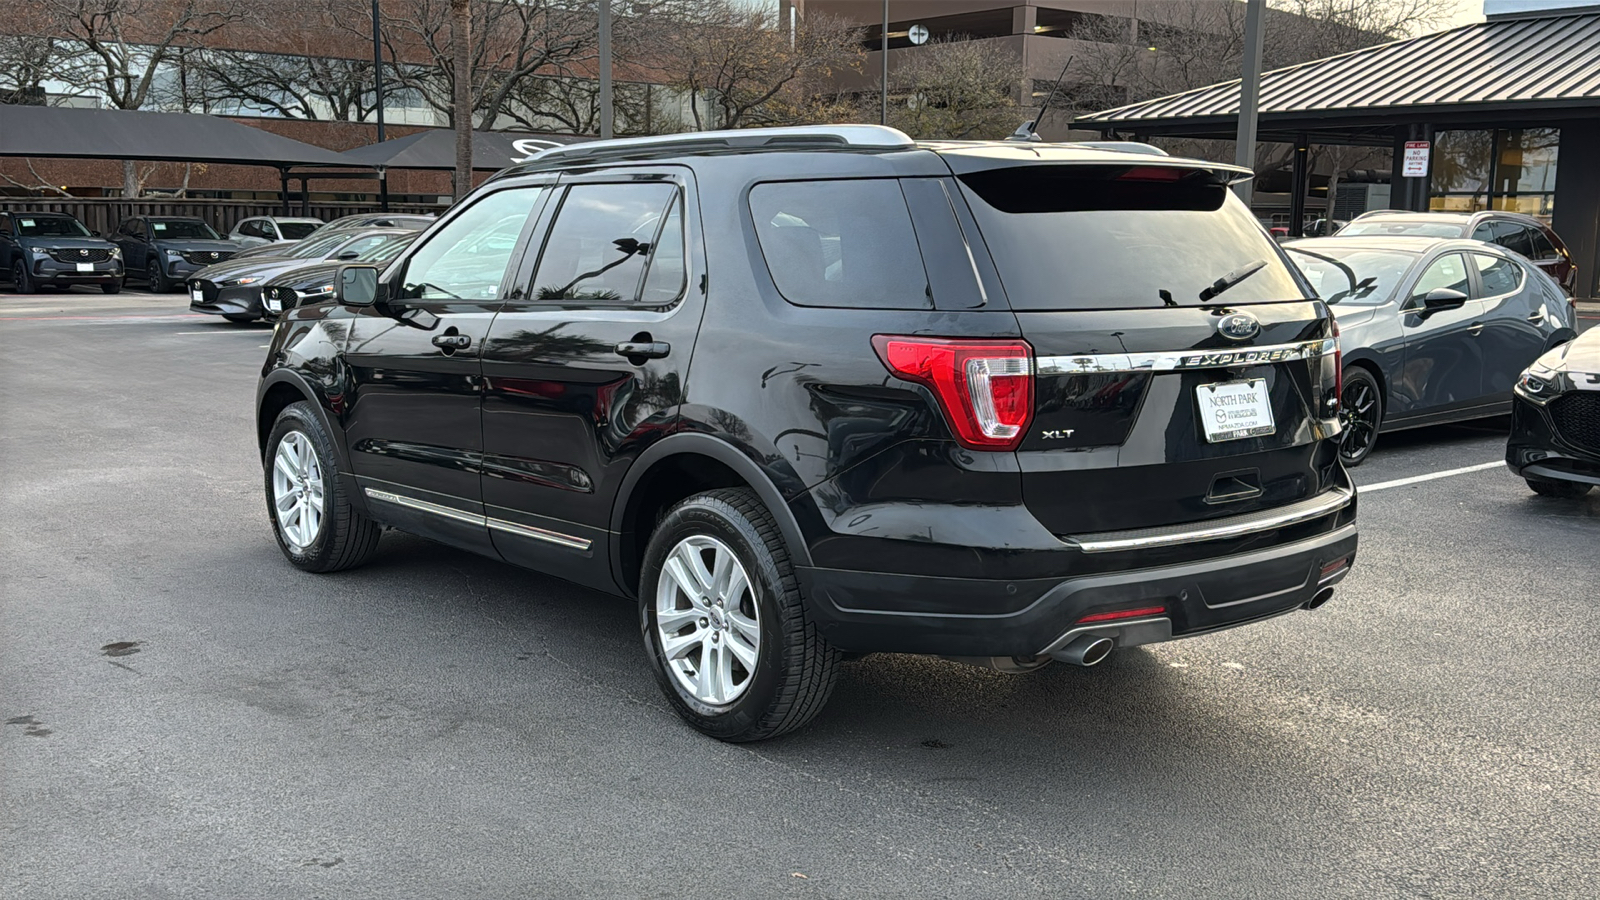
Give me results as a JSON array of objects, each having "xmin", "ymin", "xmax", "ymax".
[
  {"xmin": 516, "ymin": 125, "xmax": 916, "ymax": 167},
  {"xmin": 1072, "ymin": 141, "xmax": 1170, "ymax": 156}
]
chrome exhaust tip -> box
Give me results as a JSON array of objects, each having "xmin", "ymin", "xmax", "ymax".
[
  {"xmin": 1054, "ymin": 635, "xmax": 1114, "ymax": 667},
  {"xmin": 1303, "ymin": 587, "xmax": 1335, "ymax": 611}
]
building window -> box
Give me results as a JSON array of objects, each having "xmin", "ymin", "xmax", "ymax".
[
  {"xmin": 860, "ymin": 8, "xmax": 1016, "ymax": 50},
  {"xmin": 1431, "ymin": 128, "xmax": 1559, "ymax": 221}
]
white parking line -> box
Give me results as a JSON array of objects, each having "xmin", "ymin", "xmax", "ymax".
[{"xmin": 1361, "ymin": 461, "xmax": 1504, "ymax": 493}]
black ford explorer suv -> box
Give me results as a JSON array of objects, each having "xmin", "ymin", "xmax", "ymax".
[
  {"xmin": 0, "ymin": 211, "xmax": 124, "ymax": 293},
  {"xmin": 255, "ymin": 126, "xmax": 1357, "ymax": 741}
]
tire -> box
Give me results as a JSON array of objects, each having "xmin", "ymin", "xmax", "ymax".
[
  {"xmin": 11, "ymin": 260, "xmax": 32, "ymax": 294},
  {"xmin": 147, "ymin": 259, "xmax": 169, "ymax": 293},
  {"xmin": 640, "ymin": 487, "xmax": 841, "ymax": 742},
  {"xmin": 223, "ymin": 313, "xmax": 256, "ymax": 323},
  {"xmin": 1526, "ymin": 478, "xmax": 1592, "ymax": 499},
  {"xmin": 264, "ymin": 401, "xmax": 381, "ymax": 573},
  {"xmin": 1339, "ymin": 367, "xmax": 1382, "ymax": 467},
  {"xmin": 101, "ymin": 280, "xmax": 122, "ymax": 295}
]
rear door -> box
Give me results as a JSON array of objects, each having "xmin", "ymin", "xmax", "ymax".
[
  {"xmin": 1470, "ymin": 250, "xmax": 1549, "ymax": 401},
  {"xmin": 947, "ymin": 158, "xmax": 1342, "ymax": 537},
  {"xmin": 478, "ymin": 167, "xmax": 704, "ymax": 591}
]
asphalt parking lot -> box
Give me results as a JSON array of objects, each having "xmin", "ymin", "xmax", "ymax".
[{"xmin": 3, "ymin": 286, "xmax": 1598, "ymax": 899}]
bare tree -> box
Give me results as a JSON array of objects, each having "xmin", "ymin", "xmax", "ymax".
[
  {"xmin": 874, "ymin": 38, "xmax": 1025, "ymax": 141},
  {"xmin": 638, "ymin": 0, "xmax": 863, "ymax": 130},
  {"xmin": 451, "ymin": 0, "xmax": 471, "ymax": 199},
  {"xmin": 182, "ymin": 50, "xmax": 379, "ymax": 120},
  {"xmin": 41, "ymin": 0, "xmax": 255, "ymax": 196},
  {"xmin": 0, "ymin": 34, "xmax": 62, "ymax": 105}
]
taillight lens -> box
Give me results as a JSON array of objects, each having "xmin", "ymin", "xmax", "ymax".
[
  {"xmin": 1317, "ymin": 318, "xmax": 1342, "ymax": 418},
  {"xmin": 1332, "ymin": 318, "xmax": 1343, "ymax": 404},
  {"xmin": 872, "ymin": 335, "xmax": 1034, "ymax": 450}
]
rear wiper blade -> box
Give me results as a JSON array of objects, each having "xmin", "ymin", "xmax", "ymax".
[{"xmin": 1199, "ymin": 259, "xmax": 1268, "ymax": 302}]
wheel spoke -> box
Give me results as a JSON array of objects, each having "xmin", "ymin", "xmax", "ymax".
[
  {"xmin": 728, "ymin": 609, "xmax": 759, "ymax": 645},
  {"xmin": 656, "ymin": 607, "xmax": 699, "ymax": 633},
  {"xmin": 662, "ymin": 557, "xmax": 709, "ymax": 610},
  {"xmin": 654, "ymin": 534, "xmax": 761, "ymax": 706},
  {"xmin": 715, "ymin": 643, "xmax": 737, "ymax": 701},
  {"xmin": 726, "ymin": 629, "xmax": 758, "ymax": 671},
  {"xmin": 696, "ymin": 640, "xmax": 714, "ymax": 700},
  {"xmin": 660, "ymin": 628, "xmax": 702, "ymax": 661},
  {"xmin": 273, "ymin": 448, "xmax": 297, "ymax": 480}
]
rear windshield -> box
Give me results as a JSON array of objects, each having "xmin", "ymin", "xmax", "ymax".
[
  {"xmin": 956, "ymin": 165, "xmax": 1304, "ymax": 310},
  {"xmin": 150, "ymin": 219, "xmax": 220, "ymax": 239},
  {"xmin": 1285, "ymin": 245, "xmax": 1418, "ymax": 305},
  {"xmin": 13, "ymin": 216, "xmax": 90, "ymax": 237},
  {"xmin": 1339, "ymin": 219, "xmax": 1466, "ymax": 238},
  {"xmin": 278, "ymin": 222, "xmax": 320, "ymax": 240}
]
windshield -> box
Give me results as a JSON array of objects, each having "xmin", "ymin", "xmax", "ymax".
[
  {"xmin": 278, "ymin": 222, "xmax": 320, "ymax": 240},
  {"xmin": 150, "ymin": 219, "xmax": 221, "ymax": 239},
  {"xmin": 1286, "ymin": 246, "xmax": 1419, "ymax": 305},
  {"xmin": 359, "ymin": 234, "xmax": 416, "ymax": 262},
  {"xmin": 14, "ymin": 216, "xmax": 92, "ymax": 237},
  {"xmin": 288, "ymin": 232, "xmax": 355, "ymax": 259},
  {"xmin": 1339, "ymin": 219, "xmax": 1466, "ymax": 238},
  {"xmin": 957, "ymin": 165, "xmax": 1305, "ymax": 309}
]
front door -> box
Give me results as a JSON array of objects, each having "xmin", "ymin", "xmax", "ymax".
[
  {"xmin": 112, "ymin": 220, "xmax": 149, "ymax": 270},
  {"xmin": 479, "ymin": 169, "xmax": 705, "ymax": 591},
  {"xmin": 339, "ymin": 184, "xmax": 551, "ymax": 554},
  {"xmin": 1394, "ymin": 251, "xmax": 1486, "ymax": 419},
  {"xmin": 1470, "ymin": 250, "xmax": 1549, "ymax": 402}
]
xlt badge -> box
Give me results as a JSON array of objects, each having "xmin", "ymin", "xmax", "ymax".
[{"xmin": 1040, "ymin": 429, "xmax": 1076, "ymax": 440}]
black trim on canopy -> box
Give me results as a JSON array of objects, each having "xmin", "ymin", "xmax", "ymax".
[{"xmin": 0, "ymin": 105, "xmax": 361, "ymax": 167}]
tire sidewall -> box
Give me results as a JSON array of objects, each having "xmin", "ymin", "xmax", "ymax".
[
  {"xmin": 148, "ymin": 260, "xmax": 166, "ymax": 292},
  {"xmin": 13, "ymin": 261, "xmax": 30, "ymax": 293},
  {"xmin": 264, "ymin": 404, "xmax": 341, "ymax": 570},
  {"xmin": 640, "ymin": 497, "xmax": 790, "ymax": 739}
]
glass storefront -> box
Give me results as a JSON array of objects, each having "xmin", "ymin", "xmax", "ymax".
[{"xmin": 1430, "ymin": 128, "xmax": 1559, "ymax": 221}]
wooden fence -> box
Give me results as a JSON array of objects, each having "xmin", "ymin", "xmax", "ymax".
[{"xmin": 0, "ymin": 198, "xmax": 442, "ymax": 237}]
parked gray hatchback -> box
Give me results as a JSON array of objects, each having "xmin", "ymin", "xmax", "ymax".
[{"xmin": 1286, "ymin": 236, "xmax": 1576, "ymax": 465}]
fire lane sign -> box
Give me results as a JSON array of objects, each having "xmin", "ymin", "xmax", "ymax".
[{"xmin": 1402, "ymin": 140, "xmax": 1431, "ymax": 178}]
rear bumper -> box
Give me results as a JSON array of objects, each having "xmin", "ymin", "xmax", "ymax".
[{"xmin": 798, "ymin": 522, "xmax": 1358, "ymax": 656}]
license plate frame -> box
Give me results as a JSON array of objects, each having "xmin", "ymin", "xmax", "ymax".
[
  {"xmin": 76, "ymin": 262, "xmax": 94, "ymax": 272},
  {"xmin": 1197, "ymin": 378, "xmax": 1276, "ymax": 443}
]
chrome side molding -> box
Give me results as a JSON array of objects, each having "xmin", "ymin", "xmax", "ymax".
[
  {"xmin": 363, "ymin": 487, "xmax": 592, "ymax": 551},
  {"xmin": 1063, "ymin": 486, "xmax": 1353, "ymax": 553},
  {"xmin": 1036, "ymin": 338, "xmax": 1334, "ymax": 376}
]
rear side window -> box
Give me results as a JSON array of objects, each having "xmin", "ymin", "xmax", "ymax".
[
  {"xmin": 530, "ymin": 182, "xmax": 679, "ymax": 304},
  {"xmin": 1472, "ymin": 253, "xmax": 1522, "ymax": 296},
  {"xmin": 279, "ymin": 222, "xmax": 319, "ymax": 240},
  {"xmin": 749, "ymin": 180, "xmax": 930, "ymax": 309},
  {"xmin": 956, "ymin": 165, "xmax": 1303, "ymax": 310},
  {"xmin": 1528, "ymin": 229, "xmax": 1556, "ymax": 260},
  {"xmin": 1491, "ymin": 222, "xmax": 1536, "ymax": 258}
]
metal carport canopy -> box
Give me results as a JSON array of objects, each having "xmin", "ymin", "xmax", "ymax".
[
  {"xmin": 1073, "ymin": 9, "xmax": 1600, "ymax": 144},
  {"xmin": 0, "ymin": 105, "xmax": 362, "ymax": 167}
]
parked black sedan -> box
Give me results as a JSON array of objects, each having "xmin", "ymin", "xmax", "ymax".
[
  {"xmin": 0, "ymin": 211, "xmax": 125, "ymax": 294},
  {"xmin": 256, "ymin": 231, "xmax": 418, "ymax": 321},
  {"xmin": 188, "ymin": 229, "xmax": 413, "ymax": 323},
  {"xmin": 110, "ymin": 216, "xmax": 241, "ymax": 292},
  {"xmin": 1286, "ymin": 237, "xmax": 1576, "ymax": 465},
  {"xmin": 1506, "ymin": 327, "xmax": 1600, "ymax": 498}
]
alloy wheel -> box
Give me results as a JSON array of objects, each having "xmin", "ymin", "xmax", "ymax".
[
  {"xmin": 271, "ymin": 431, "xmax": 325, "ymax": 550},
  {"xmin": 655, "ymin": 535, "xmax": 761, "ymax": 706},
  {"xmin": 1339, "ymin": 378, "xmax": 1380, "ymax": 464}
]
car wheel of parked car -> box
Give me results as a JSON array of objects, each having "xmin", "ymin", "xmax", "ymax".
[
  {"xmin": 11, "ymin": 260, "xmax": 32, "ymax": 294},
  {"xmin": 1525, "ymin": 478, "xmax": 1591, "ymax": 499},
  {"xmin": 641, "ymin": 487, "xmax": 841, "ymax": 742},
  {"xmin": 265, "ymin": 401, "xmax": 382, "ymax": 573},
  {"xmin": 1339, "ymin": 367, "xmax": 1382, "ymax": 467},
  {"xmin": 223, "ymin": 313, "xmax": 256, "ymax": 323},
  {"xmin": 101, "ymin": 280, "xmax": 122, "ymax": 295},
  {"xmin": 147, "ymin": 260, "xmax": 169, "ymax": 293}
]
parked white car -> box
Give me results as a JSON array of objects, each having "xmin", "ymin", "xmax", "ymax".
[{"xmin": 227, "ymin": 216, "xmax": 324, "ymax": 248}]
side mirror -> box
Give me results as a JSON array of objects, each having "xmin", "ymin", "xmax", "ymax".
[
  {"xmin": 335, "ymin": 264, "xmax": 382, "ymax": 307},
  {"xmin": 1422, "ymin": 287, "xmax": 1468, "ymax": 311}
]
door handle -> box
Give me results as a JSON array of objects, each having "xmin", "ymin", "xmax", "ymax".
[
  {"xmin": 1467, "ymin": 322, "xmax": 1484, "ymax": 336},
  {"xmin": 1527, "ymin": 311, "xmax": 1546, "ymax": 323},
  {"xmin": 614, "ymin": 340, "xmax": 670, "ymax": 360},
  {"xmin": 432, "ymin": 333, "xmax": 471, "ymax": 352}
]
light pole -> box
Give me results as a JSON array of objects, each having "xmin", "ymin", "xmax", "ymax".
[
  {"xmin": 880, "ymin": 0, "xmax": 889, "ymax": 126},
  {"xmin": 371, "ymin": 0, "xmax": 388, "ymax": 211},
  {"xmin": 1234, "ymin": 0, "xmax": 1265, "ymax": 206},
  {"xmin": 599, "ymin": 0, "xmax": 613, "ymax": 139}
]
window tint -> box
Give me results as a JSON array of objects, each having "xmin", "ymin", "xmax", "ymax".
[
  {"xmin": 1472, "ymin": 253, "xmax": 1522, "ymax": 296},
  {"xmin": 749, "ymin": 180, "xmax": 930, "ymax": 309},
  {"xmin": 640, "ymin": 200, "xmax": 686, "ymax": 305},
  {"xmin": 1286, "ymin": 246, "xmax": 1418, "ymax": 305},
  {"xmin": 1470, "ymin": 222, "xmax": 1495, "ymax": 242},
  {"xmin": 0, "ymin": 216, "xmax": 10, "ymax": 236},
  {"xmin": 1408, "ymin": 253, "xmax": 1469, "ymax": 306},
  {"xmin": 957, "ymin": 166, "xmax": 1302, "ymax": 309},
  {"xmin": 1493, "ymin": 222, "xmax": 1536, "ymax": 257},
  {"xmin": 1527, "ymin": 229, "xmax": 1556, "ymax": 260},
  {"xmin": 279, "ymin": 221, "xmax": 320, "ymax": 240},
  {"xmin": 531, "ymin": 183, "xmax": 676, "ymax": 303},
  {"xmin": 400, "ymin": 187, "xmax": 542, "ymax": 301},
  {"xmin": 13, "ymin": 216, "xmax": 90, "ymax": 237}
]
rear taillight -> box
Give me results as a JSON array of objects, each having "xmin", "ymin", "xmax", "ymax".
[
  {"xmin": 872, "ymin": 335, "xmax": 1034, "ymax": 450},
  {"xmin": 1332, "ymin": 318, "xmax": 1343, "ymax": 403},
  {"xmin": 1317, "ymin": 318, "xmax": 1342, "ymax": 418}
]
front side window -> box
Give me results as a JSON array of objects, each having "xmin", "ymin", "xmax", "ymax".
[
  {"xmin": 1472, "ymin": 253, "xmax": 1522, "ymax": 296},
  {"xmin": 530, "ymin": 182, "xmax": 678, "ymax": 303},
  {"xmin": 748, "ymin": 179, "xmax": 930, "ymax": 309},
  {"xmin": 1408, "ymin": 253, "xmax": 1469, "ymax": 307},
  {"xmin": 399, "ymin": 187, "xmax": 544, "ymax": 301}
]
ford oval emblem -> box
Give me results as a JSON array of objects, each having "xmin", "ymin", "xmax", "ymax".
[{"xmin": 1217, "ymin": 312, "xmax": 1261, "ymax": 342}]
